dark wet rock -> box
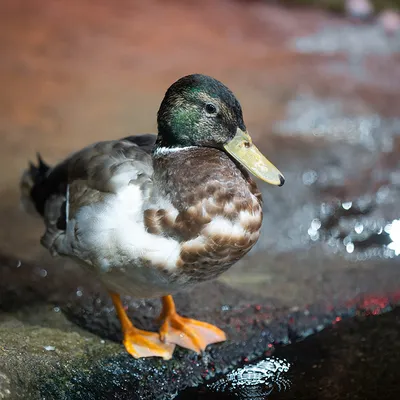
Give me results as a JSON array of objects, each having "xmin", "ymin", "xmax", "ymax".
[
  {"xmin": 178, "ymin": 306, "xmax": 400, "ymax": 399},
  {"xmin": 0, "ymin": 321, "xmax": 118, "ymax": 399},
  {"xmin": 271, "ymin": 306, "xmax": 400, "ymax": 399}
]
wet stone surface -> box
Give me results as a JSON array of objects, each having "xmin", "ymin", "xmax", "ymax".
[
  {"xmin": 178, "ymin": 306, "xmax": 400, "ymax": 399},
  {"xmin": 1, "ymin": 0, "xmax": 400, "ymax": 399}
]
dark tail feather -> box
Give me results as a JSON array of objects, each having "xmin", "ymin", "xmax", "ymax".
[{"xmin": 20, "ymin": 153, "xmax": 51, "ymax": 216}]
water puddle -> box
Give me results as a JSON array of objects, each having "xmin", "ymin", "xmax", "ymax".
[
  {"xmin": 271, "ymin": 91, "xmax": 400, "ymax": 260},
  {"xmin": 311, "ymin": 199, "xmax": 400, "ymax": 259},
  {"xmin": 207, "ymin": 357, "xmax": 292, "ymax": 399},
  {"xmin": 177, "ymin": 356, "xmax": 292, "ymax": 399}
]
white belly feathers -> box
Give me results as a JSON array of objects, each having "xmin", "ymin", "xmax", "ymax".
[{"xmin": 67, "ymin": 184, "xmax": 181, "ymax": 273}]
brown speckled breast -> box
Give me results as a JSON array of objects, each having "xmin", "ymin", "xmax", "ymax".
[{"xmin": 145, "ymin": 147, "xmax": 263, "ymax": 284}]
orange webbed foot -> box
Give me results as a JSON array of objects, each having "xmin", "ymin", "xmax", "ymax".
[
  {"xmin": 110, "ymin": 292, "xmax": 175, "ymax": 360},
  {"xmin": 123, "ymin": 325, "xmax": 175, "ymax": 360},
  {"xmin": 159, "ymin": 295, "xmax": 226, "ymax": 353}
]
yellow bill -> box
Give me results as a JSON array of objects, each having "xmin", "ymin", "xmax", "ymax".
[{"xmin": 224, "ymin": 128, "xmax": 285, "ymax": 186}]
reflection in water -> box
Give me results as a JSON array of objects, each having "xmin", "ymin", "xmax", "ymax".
[
  {"xmin": 208, "ymin": 357, "xmax": 291, "ymax": 398},
  {"xmin": 307, "ymin": 199, "xmax": 400, "ymax": 259},
  {"xmin": 386, "ymin": 219, "xmax": 400, "ymax": 255}
]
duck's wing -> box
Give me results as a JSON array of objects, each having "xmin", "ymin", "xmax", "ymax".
[
  {"xmin": 66, "ymin": 136, "xmax": 154, "ymax": 194},
  {"xmin": 121, "ymin": 134, "xmax": 157, "ymax": 153},
  {"xmin": 21, "ymin": 135, "xmax": 156, "ymax": 256}
]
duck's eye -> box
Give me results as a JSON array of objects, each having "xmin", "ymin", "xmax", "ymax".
[{"xmin": 205, "ymin": 103, "xmax": 218, "ymax": 115}]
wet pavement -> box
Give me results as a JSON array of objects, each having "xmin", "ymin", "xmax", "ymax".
[{"xmin": 1, "ymin": 0, "xmax": 400, "ymax": 399}]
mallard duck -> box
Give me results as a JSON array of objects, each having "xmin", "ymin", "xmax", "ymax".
[{"xmin": 20, "ymin": 74, "xmax": 284, "ymax": 360}]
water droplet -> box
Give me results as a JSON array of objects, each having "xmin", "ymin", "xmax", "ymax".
[
  {"xmin": 308, "ymin": 230, "xmax": 320, "ymax": 241},
  {"xmin": 384, "ymin": 223, "xmax": 392, "ymax": 233},
  {"xmin": 387, "ymin": 242, "xmax": 400, "ymax": 255},
  {"xmin": 302, "ymin": 170, "xmax": 318, "ymax": 186},
  {"xmin": 39, "ymin": 269, "xmax": 47, "ymax": 278},
  {"xmin": 346, "ymin": 243, "xmax": 355, "ymax": 253},
  {"xmin": 354, "ymin": 223, "xmax": 364, "ymax": 234},
  {"xmin": 308, "ymin": 217, "xmax": 322, "ymax": 241},
  {"xmin": 16, "ymin": 260, "xmax": 21, "ymax": 268},
  {"xmin": 342, "ymin": 201, "xmax": 353, "ymax": 210},
  {"xmin": 386, "ymin": 219, "xmax": 400, "ymax": 255},
  {"xmin": 311, "ymin": 218, "xmax": 322, "ymax": 231},
  {"xmin": 76, "ymin": 289, "xmax": 83, "ymax": 297},
  {"xmin": 53, "ymin": 307, "xmax": 60, "ymax": 313}
]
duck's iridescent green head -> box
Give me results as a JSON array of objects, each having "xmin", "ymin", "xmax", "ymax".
[
  {"xmin": 156, "ymin": 74, "xmax": 284, "ymax": 186},
  {"xmin": 157, "ymin": 74, "xmax": 244, "ymax": 148}
]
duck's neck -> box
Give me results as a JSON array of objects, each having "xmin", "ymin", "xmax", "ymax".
[{"xmin": 152, "ymin": 145, "xmax": 198, "ymax": 157}]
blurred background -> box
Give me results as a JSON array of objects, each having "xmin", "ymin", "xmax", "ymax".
[{"xmin": 1, "ymin": 0, "xmax": 400, "ymax": 398}]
